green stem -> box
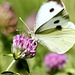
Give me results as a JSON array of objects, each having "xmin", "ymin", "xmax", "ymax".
[
  {"xmin": 6, "ymin": 60, "xmax": 16, "ymax": 71},
  {"xmin": 29, "ymin": 73, "xmax": 30, "ymax": 75}
]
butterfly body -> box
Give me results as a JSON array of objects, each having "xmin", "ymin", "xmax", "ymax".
[{"xmin": 26, "ymin": 0, "xmax": 75, "ymax": 54}]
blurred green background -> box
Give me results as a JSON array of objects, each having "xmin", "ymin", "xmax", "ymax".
[{"xmin": 0, "ymin": 0, "xmax": 75, "ymax": 75}]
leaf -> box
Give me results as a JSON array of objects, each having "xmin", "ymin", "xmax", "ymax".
[
  {"xmin": 3, "ymin": 54, "xmax": 13, "ymax": 57},
  {"xmin": 1, "ymin": 71, "xmax": 15, "ymax": 75},
  {"xmin": 15, "ymin": 73, "xmax": 20, "ymax": 75},
  {"xmin": 20, "ymin": 59, "xmax": 30, "ymax": 73},
  {"xmin": 65, "ymin": 68, "xmax": 75, "ymax": 74},
  {"xmin": 1, "ymin": 71, "xmax": 20, "ymax": 75}
]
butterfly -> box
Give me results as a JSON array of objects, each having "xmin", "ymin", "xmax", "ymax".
[{"xmin": 20, "ymin": 0, "xmax": 75, "ymax": 54}]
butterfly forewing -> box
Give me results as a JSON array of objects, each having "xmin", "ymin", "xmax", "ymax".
[
  {"xmin": 35, "ymin": 9, "xmax": 69, "ymax": 33},
  {"xmin": 34, "ymin": 0, "xmax": 64, "ymax": 32}
]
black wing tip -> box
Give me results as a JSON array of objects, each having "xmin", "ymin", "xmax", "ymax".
[{"xmin": 47, "ymin": 0, "xmax": 63, "ymax": 7}]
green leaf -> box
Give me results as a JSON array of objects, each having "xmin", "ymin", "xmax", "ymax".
[
  {"xmin": 1, "ymin": 71, "xmax": 15, "ymax": 75},
  {"xmin": 65, "ymin": 68, "xmax": 75, "ymax": 74},
  {"xmin": 3, "ymin": 54, "xmax": 13, "ymax": 57},
  {"xmin": 1, "ymin": 71, "xmax": 20, "ymax": 75},
  {"xmin": 20, "ymin": 59, "xmax": 30, "ymax": 73}
]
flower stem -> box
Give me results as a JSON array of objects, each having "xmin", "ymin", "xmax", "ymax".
[{"xmin": 6, "ymin": 60, "xmax": 16, "ymax": 71}]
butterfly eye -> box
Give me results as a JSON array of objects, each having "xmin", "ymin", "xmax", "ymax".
[
  {"xmin": 54, "ymin": 20, "xmax": 60, "ymax": 24},
  {"xmin": 50, "ymin": 8, "xmax": 54, "ymax": 12},
  {"xmin": 56, "ymin": 25, "xmax": 62, "ymax": 30}
]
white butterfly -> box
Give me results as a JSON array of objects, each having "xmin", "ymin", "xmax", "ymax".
[{"xmin": 20, "ymin": 0, "xmax": 75, "ymax": 54}]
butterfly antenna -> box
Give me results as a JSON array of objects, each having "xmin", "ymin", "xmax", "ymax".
[{"xmin": 19, "ymin": 17, "xmax": 30, "ymax": 31}]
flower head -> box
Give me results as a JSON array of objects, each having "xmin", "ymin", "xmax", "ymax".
[
  {"xmin": 0, "ymin": 2, "xmax": 17, "ymax": 35},
  {"xmin": 44, "ymin": 52, "xmax": 67, "ymax": 71},
  {"xmin": 13, "ymin": 34, "xmax": 37, "ymax": 59},
  {"xmin": 26, "ymin": 12, "xmax": 36, "ymax": 31}
]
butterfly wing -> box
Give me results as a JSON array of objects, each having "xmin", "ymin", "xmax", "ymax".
[
  {"xmin": 33, "ymin": 0, "xmax": 75, "ymax": 54},
  {"xmin": 35, "ymin": 9, "xmax": 70, "ymax": 33},
  {"xmin": 65, "ymin": 22, "xmax": 75, "ymax": 30},
  {"xmin": 36, "ymin": 27, "xmax": 75, "ymax": 54},
  {"xmin": 34, "ymin": 0, "xmax": 64, "ymax": 32}
]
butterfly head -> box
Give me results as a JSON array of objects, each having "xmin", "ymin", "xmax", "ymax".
[{"xmin": 29, "ymin": 31, "xmax": 38, "ymax": 41}]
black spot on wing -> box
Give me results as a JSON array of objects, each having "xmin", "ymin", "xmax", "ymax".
[
  {"xmin": 50, "ymin": 8, "xmax": 54, "ymax": 12},
  {"xmin": 56, "ymin": 25, "xmax": 62, "ymax": 30},
  {"xmin": 54, "ymin": 20, "xmax": 60, "ymax": 24}
]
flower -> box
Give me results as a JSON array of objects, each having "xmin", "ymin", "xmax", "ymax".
[
  {"xmin": 26, "ymin": 12, "xmax": 36, "ymax": 31},
  {"xmin": 0, "ymin": 2, "xmax": 17, "ymax": 35},
  {"xmin": 44, "ymin": 52, "xmax": 67, "ymax": 71},
  {"xmin": 13, "ymin": 34, "xmax": 37, "ymax": 59}
]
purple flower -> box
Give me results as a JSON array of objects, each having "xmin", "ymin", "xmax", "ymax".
[
  {"xmin": 26, "ymin": 12, "xmax": 36, "ymax": 31},
  {"xmin": 44, "ymin": 52, "xmax": 67, "ymax": 71},
  {"xmin": 0, "ymin": 2, "xmax": 17, "ymax": 35},
  {"xmin": 13, "ymin": 34, "xmax": 37, "ymax": 59}
]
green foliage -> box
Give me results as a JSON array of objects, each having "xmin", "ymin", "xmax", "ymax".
[
  {"xmin": 20, "ymin": 59, "xmax": 30, "ymax": 73},
  {"xmin": 1, "ymin": 71, "xmax": 15, "ymax": 75},
  {"xmin": 1, "ymin": 71, "xmax": 20, "ymax": 75}
]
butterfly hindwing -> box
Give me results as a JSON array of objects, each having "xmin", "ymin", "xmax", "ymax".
[
  {"xmin": 36, "ymin": 27, "xmax": 75, "ymax": 54},
  {"xmin": 64, "ymin": 22, "xmax": 75, "ymax": 30}
]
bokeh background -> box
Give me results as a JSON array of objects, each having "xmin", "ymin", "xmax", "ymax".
[{"xmin": 0, "ymin": 0, "xmax": 75, "ymax": 75}]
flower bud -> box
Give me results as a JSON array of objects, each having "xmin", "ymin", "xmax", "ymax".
[
  {"xmin": 13, "ymin": 34, "xmax": 37, "ymax": 59},
  {"xmin": 0, "ymin": 2, "xmax": 17, "ymax": 35},
  {"xmin": 44, "ymin": 52, "xmax": 67, "ymax": 71}
]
